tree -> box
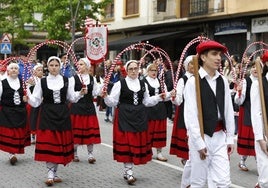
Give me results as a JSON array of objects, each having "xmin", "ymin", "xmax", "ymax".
[
  {"xmin": 0, "ymin": 0, "xmax": 112, "ymax": 52},
  {"xmin": 31, "ymin": 0, "xmax": 112, "ymax": 41},
  {"xmin": 0, "ymin": 0, "xmax": 36, "ymax": 52}
]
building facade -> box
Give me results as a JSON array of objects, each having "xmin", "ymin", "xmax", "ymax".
[{"xmin": 100, "ymin": 0, "xmax": 268, "ymax": 61}]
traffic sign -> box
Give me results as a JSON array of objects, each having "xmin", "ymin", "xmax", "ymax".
[
  {"xmin": 0, "ymin": 43, "xmax": 12, "ymax": 54},
  {"xmin": 1, "ymin": 34, "xmax": 11, "ymax": 43}
]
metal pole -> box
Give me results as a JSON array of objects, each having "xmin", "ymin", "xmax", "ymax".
[{"xmin": 70, "ymin": 0, "xmax": 81, "ymax": 53}]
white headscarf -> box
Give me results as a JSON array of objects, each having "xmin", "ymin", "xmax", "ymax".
[
  {"xmin": 7, "ymin": 62, "xmax": 19, "ymax": 71},
  {"xmin": 80, "ymin": 57, "xmax": 91, "ymax": 68},
  {"xmin": 47, "ymin": 56, "xmax": 61, "ymax": 66},
  {"xmin": 124, "ymin": 60, "xmax": 139, "ymax": 70},
  {"xmin": 183, "ymin": 55, "xmax": 194, "ymax": 71},
  {"xmin": 33, "ymin": 63, "xmax": 43, "ymax": 71}
]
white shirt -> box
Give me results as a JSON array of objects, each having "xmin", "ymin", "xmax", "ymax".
[
  {"xmin": 145, "ymin": 76, "xmax": 171, "ymax": 101},
  {"xmin": 0, "ymin": 72, "xmax": 7, "ymax": 81},
  {"xmin": 184, "ymin": 67, "xmax": 235, "ymax": 150},
  {"xmin": 104, "ymin": 76, "xmax": 163, "ymax": 107},
  {"xmin": 69, "ymin": 74, "xmax": 103, "ymax": 97},
  {"xmin": 173, "ymin": 71, "xmax": 193, "ymax": 106},
  {"xmin": 250, "ymin": 73, "xmax": 268, "ymax": 141},
  {"xmin": 234, "ymin": 75, "xmax": 257, "ymax": 105},
  {"xmin": 27, "ymin": 73, "xmax": 82, "ymax": 108}
]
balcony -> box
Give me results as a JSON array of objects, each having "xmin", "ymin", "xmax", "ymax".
[{"xmin": 182, "ymin": 0, "xmax": 224, "ymax": 18}]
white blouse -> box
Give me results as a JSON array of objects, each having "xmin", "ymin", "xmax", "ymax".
[
  {"xmin": 173, "ymin": 71, "xmax": 193, "ymax": 106},
  {"xmin": 68, "ymin": 74, "xmax": 103, "ymax": 97},
  {"xmin": 27, "ymin": 73, "xmax": 82, "ymax": 108},
  {"xmin": 104, "ymin": 76, "xmax": 163, "ymax": 107},
  {"xmin": 234, "ymin": 75, "xmax": 257, "ymax": 105}
]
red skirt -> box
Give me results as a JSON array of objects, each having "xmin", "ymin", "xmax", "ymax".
[
  {"xmin": 0, "ymin": 126, "xmax": 29, "ymax": 154},
  {"xmin": 34, "ymin": 130, "xmax": 74, "ymax": 165},
  {"xmin": 237, "ymin": 107, "xmax": 255, "ymax": 156},
  {"xmin": 24, "ymin": 104, "xmax": 32, "ymax": 146},
  {"xmin": 71, "ymin": 114, "xmax": 101, "ymax": 145},
  {"xmin": 113, "ymin": 108, "xmax": 152, "ymax": 165},
  {"xmin": 169, "ymin": 106, "xmax": 189, "ymax": 159},
  {"xmin": 148, "ymin": 119, "xmax": 167, "ymax": 148}
]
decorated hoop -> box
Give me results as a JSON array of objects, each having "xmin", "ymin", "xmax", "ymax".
[
  {"xmin": 102, "ymin": 42, "xmax": 173, "ymax": 94},
  {"xmin": 239, "ymin": 41, "xmax": 268, "ymax": 82}
]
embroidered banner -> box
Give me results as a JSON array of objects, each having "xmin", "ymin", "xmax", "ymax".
[{"xmin": 86, "ymin": 26, "xmax": 108, "ymax": 64}]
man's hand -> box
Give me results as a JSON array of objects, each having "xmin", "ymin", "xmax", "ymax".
[
  {"xmin": 258, "ymin": 140, "xmax": 268, "ymax": 156},
  {"xmin": 198, "ymin": 148, "xmax": 208, "ymax": 160}
]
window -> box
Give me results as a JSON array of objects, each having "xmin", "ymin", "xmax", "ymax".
[
  {"xmin": 190, "ymin": 0, "xmax": 208, "ymax": 16},
  {"xmin": 125, "ymin": 0, "xmax": 139, "ymax": 16},
  {"xmin": 104, "ymin": 1, "xmax": 114, "ymax": 19},
  {"xmin": 157, "ymin": 0, "xmax": 167, "ymax": 12}
]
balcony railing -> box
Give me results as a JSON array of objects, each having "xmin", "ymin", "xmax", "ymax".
[{"xmin": 181, "ymin": 0, "xmax": 224, "ymax": 18}]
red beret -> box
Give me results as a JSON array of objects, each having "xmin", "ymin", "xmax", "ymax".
[
  {"xmin": 261, "ymin": 51, "xmax": 268, "ymax": 63},
  {"xmin": 196, "ymin": 40, "xmax": 227, "ymax": 54}
]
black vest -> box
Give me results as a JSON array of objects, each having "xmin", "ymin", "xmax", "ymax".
[
  {"xmin": 241, "ymin": 77, "xmax": 252, "ymax": 126},
  {"xmin": 39, "ymin": 76, "xmax": 71, "ymax": 131},
  {"xmin": 119, "ymin": 79, "xmax": 145, "ymax": 105},
  {"xmin": 70, "ymin": 75, "xmax": 96, "ymax": 115},
  {"xmin": 41, "ymin": 76, "xmax": 68, "ymax": 104},
  {"xmin": 200, "ymin": 75, "xmax": 226, "ymax": 137},
  {"xmin": 177, "ymin": 75, "xmax": 188, "ymax": 128},
  {"xmin": 0, "ymin": 78, "xmax": 26, "ymax": 128},
  {"xmin": 144, "ymin": 78, "xmax": 167, "ymax": 120},
  {"xmin": 1, "ymin": 79, "xmax": 25, "ymax": 107},
  {"xmin": 118, "ymin": 79, "xmax": 148, "ymax": 132}
]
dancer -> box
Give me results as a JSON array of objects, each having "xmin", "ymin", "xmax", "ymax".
[
  {"xmin": 250, "ymin": 52, "xmax": 268, "ymax": 188},
  {"xmin": 235, "ymin": 61, "xmax": 257, "ymax": 171},
  {"xmin": 27, "ymin": 63, "xmax": 44, "ymax": 144},
  {"xmin": 0, "ymin": 62, "xmax": 29, "ymax": 165},
  {"xmin": 144, "ymin": 63, "xmax": 169, "ymax": 162},
  {"xmin": 170, "ymin": 55, "xmax": 194, "ymax": 163},
  {"xmin": 27, "ymin": 56, "xmax": 87, "ymax": 186},
  {"xmin": 170, "ymin": 55, "xmax": 194, "ymax": 188},
  {"xmin": 183, "ymin": 40, "xmax": 235, "ymax": 187},
  {"xmin": 69, "ymin": 57, "xmax": 102, "ymax": 164},
  {"xmin": 103, "ymin": 60, "xmax": 167, "ymax": 185}
]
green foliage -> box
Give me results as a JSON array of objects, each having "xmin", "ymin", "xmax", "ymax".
[{"xmin": 0, "ymin": 0, "xmax": 112, "ymax": 48}]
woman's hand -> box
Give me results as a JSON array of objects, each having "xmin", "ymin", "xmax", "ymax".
[{"xmin": 80, "ymin": 87, "xmax": 88, "ymax": 95}]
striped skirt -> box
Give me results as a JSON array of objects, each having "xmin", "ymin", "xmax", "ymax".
[
  {"xmin": 237, "ymin": 107, "xmax": 255, "ymax": 156},
  {"xmin": 147, "ymin": 119, "xmax": 167, "ymax": 148},
  {"xmin": 169, "ymin": 106, "xmax": 189, "ymax": 159},
  {"xmin": 71, "ymin": 114, "xmax": 101, "ymax": 145},
  {"xmin": 0, "ymin": 126, "xmax": 29, "ymax": 154},
  {"xmin": 113, "ymin": 108, "xmax": 152, "ymax": 165},
  {"xmin": 34, "ymin": 129, "xmax": 74, "ymax": 165}
]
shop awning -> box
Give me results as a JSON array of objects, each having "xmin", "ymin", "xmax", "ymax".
[{"xmin": 108, "ymin": 31, "xmax": 182, "ymax": 50}]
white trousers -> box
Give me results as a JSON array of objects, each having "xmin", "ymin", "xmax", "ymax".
[
  {"xmin": 255, "ymin": 141, "xmax": 268, "ymax": 188},
  {"xmin": 188, "ymin": 131, "xmax": 231, "ymax": 188}
]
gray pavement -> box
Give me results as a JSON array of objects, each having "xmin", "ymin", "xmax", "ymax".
[{"xmin": 0, "ymin": 109, "xmax": 259, "ymax": 188}]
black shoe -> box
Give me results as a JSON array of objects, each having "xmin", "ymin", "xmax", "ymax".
[{"xmin": 104, "ymin": 118, "xmax": 111, "ymax": 122}]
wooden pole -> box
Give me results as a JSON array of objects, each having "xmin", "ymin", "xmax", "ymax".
[
  {"xmin": 193, "ymin": 55, "xmax": 204, "ymax": 139},
  {"xmin": 255, "ymin": 60, "xmax": 268, "ymax": 139}
]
